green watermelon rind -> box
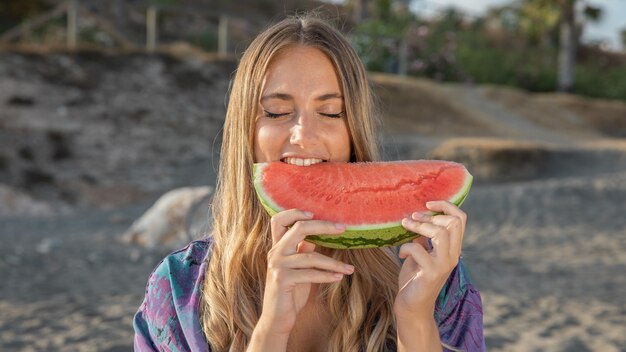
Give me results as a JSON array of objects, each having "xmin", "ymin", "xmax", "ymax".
[
  {"xmin": 254, "ymin": 163, "xmax": 286, "ymax": 215},
  {"xmin": 253, "ymin": 162, "xmax": 473, "ymax": 250}
]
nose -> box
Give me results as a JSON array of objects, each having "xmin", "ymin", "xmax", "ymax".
[{"xmin": 289, "ymin": 111, "xmax": 318, "ymax": 148}]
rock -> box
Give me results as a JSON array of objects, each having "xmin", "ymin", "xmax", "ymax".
[
  {"xmin": 36, "ymin": 238, "xmax": 62, "ymax": 255},
  {"xmin": 122, "ymin": 186, "xmax": 213, "ymax": 249},
  {"xmin": 0, "ymin": 184, "xmax": 70, "ymax": 217},
  {"xmin": 0, "ymin": 52, "xmax": 228, "ymax": 208},
  {"xmin": 129, "ymin": 249, "xmax": 141, "ymax": 262},
  {"xmin": 6, "ymin": 95, "xmax": 36, "ymax": 106}
]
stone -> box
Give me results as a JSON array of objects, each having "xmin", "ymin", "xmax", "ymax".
[{"xmin": 122, "ymin": 186, "xmax": 213, "ymax": 249}]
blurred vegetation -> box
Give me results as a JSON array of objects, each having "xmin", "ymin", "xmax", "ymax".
[
  {"xmin": 189, "ymin": 28, "xmax": 218, "ymax": 52},
  {"xmin": 0, "ymin": 0, "xmax": 51, "ymax": 33},
  {"xmin": 1, "ymin": 0, "xmax": 624, "ymax": 100},
  {"xmin": 350, "ymin": 0, "xmax": 626, "ymax": 101}
]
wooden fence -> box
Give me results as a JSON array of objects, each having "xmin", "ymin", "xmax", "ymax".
[
  {"xmin": 0, "ymin": 0, "xmax": 234, "ymax": 56},
  {"xmin": 0, "ymin": 2, "xmax": 412, "ymax": 76}
]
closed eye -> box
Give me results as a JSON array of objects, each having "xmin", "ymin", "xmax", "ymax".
[
  {"xmin": 263, "ymin": 110, "xmax": 291, "ymax": 118},
  {"xmin": 319, "ymin": 111, "xmax": 345, "ymax": 119},
  {"xmin": 263, "ymin": 110, "xmax": 345, "ymax": 119}
]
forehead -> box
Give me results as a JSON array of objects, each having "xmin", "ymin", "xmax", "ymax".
[{"xmin": 262, "ymin": 45, "xmax": 342, "ymax": 95}]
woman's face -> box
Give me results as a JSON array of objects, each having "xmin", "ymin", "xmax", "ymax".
[{"xmin": 254, "ymin": 45, "xmax": 351, "ymax": 165}]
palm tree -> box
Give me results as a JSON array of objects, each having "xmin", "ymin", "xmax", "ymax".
[
  {"xmin": 558, "ymin": 0, "xmax": 576, "ymax": 92},
  {"xmin": 488, "ymin": 0, "xmax": 603, "ymax": 92},
  {"xmin": 559, "ymin": 0, "xmax": 604, "ymax": 92}
]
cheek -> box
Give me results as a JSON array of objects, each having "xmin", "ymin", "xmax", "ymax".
[
  {"xmin": 331, "ymin": 120, "xmax": 352, "ymax": 161},
  {"xmin": 254, "ymin": 124, "xmax": 280, "ymax": 162}
]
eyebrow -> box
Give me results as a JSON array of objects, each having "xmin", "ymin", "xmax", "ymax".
[{"xmin": 260, "ymin": 92, "xmax": 343, "ymax": 102}]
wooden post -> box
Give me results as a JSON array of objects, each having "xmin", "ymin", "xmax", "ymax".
[
  {"xmin": 146, "ymin": 5, "xmax": 158, "ymax": 52},
  {"xmin": 558, "ymin": 0, "xmax": 576, "ymax": 92},
  {"xmin": 218, "ymin": 15, "xmax": 228, "ymax": 56},
  {"xmin": 67, "ymin": 0, "xmax": 78, "ymax": 49},
  {"xmin": 398, "ymin": 37, "xmax": 408, "ymax": 76}
]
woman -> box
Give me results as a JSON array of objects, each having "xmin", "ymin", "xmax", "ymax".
[{"xmin": 134, "ymin": 14, "xmax": 485, "ymax": 352}]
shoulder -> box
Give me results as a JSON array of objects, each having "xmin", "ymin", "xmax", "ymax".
[
  {"xmin": 435, "ymin": 259, "xmax": 479, "ymax": 319},
  {"xmin": 133, "ymin": 237, "xmax": 213, "ymax": 351},
  {"xmin": 151, "ymin": 237, "xmax": 213, "ymax": 286},
  {"xmin": 435, "ymin": 258, "xmax": 486, "ymax": 351},
  {"xmin": 145, "ymin": 237, "xmax": 213, "ymax": 307}
]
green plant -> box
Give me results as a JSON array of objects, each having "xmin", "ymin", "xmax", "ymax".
[
  {"xmin": 190, "ymin": 28, "xmax": 218, "ymax": 52},
  {"xmin": 575, "ymin": 64, "xmax": 626, "ymax": 100}
]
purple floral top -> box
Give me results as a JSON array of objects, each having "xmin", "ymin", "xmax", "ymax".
[{"xmin": 133, "ymin": 238, "xmax": 486, "ymax": 351}]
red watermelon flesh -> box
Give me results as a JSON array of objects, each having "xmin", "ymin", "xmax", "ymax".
[{"xmin": 253, "ymin": 160, "xmax": 472, "ymax": 249}]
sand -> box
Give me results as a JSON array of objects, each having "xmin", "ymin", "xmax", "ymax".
[
  {"xmin": 1, "ymin": 51, "xmax": 625, "ymax": 351},
  {"xmin": 2, "ymin": 170, "xmax": 625, "ymax": 351}
]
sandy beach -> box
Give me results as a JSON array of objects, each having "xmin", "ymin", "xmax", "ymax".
[{"xmin": 1, "ymin": 50, "xmax": 625, "ymax": 351}]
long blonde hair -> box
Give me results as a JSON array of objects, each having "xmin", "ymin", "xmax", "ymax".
[{"xmin": 200, "ymin": 14, "xmax": 402, "ymax": 351}]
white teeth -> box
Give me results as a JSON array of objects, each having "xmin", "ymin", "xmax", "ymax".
[{"xmin": 284, "ymin": 158, "xmax": 323, "ymax": 166}]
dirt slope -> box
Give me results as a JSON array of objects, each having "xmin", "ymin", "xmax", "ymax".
[{"xmin": 372, "ymin": 73, "xmax": 626, "ymax": 143}]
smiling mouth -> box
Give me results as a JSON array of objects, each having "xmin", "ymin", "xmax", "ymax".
[{"xmin": 280, "ymin": 157, "xmax": 327, "ymax": 166}]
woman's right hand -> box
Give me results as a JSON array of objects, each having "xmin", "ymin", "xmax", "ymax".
[{"xmin": 255, "ymin": 209, "xmax": 355, "ymax": 338}]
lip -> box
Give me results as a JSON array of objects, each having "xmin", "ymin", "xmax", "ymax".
[{"xmin": 280, "ymin": 153, "xmax": 329, "ymax": 161}]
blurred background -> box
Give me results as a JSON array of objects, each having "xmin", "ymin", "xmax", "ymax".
[{"xmin": 1, "ymin": 0, "xmax": 625, "ymax": 351}]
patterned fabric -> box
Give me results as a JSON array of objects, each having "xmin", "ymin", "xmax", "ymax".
[{"xmin": 133, "ymin": 238, "xmax": 486, "ymax": 351}]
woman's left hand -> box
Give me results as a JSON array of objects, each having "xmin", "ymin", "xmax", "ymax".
[{"xmin": 393, "ymin": 200, "xmax": 467, "ymax": 321}]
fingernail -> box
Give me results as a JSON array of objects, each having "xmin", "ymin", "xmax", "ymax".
[
  {"xmin": 304, "ymin": 211, "xmax": 313, "ymax": 217},
  {"xmin": 401, "ymin": 218, "xmax": 412, "ymax": 226},
  {"xmin": 335, "ymin": 223, "xmax": 345, "ymax": 230},
  {"xmin": 333, "ymin": 273, "xmax": 344, "ymax": 279},
  {"xmin": 412, "ymin": 212, "xmax": 425, "ymax": 221},
  {"xmin": 344, "ymin": 264, "xmax": 354, "ymax": 273}
]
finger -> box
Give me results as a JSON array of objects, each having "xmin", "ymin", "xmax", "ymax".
[
  {"xmin": 270, "ymin": 209, "xmax": 314, "ymax": 245},
  {"xmin": 282, "ymin": 252, "xmax": 355, "ymax": 275},
  {"xmin": 430, "ymin": 215, "xmax": 464, "ymax": 259},
  {"xmin": 399, "ymin": 242, "xmax": 433, "ymax": 267},
  {"xmin": 413, "ymin": 235, "xmax": 431, "ymax": 252},
  {"xmin": 284, "ymin": 269, "xmax": 347, "ymax": 285},
  {"xmin": 425, "ymin": 201, "xmax": 467, "ymax": 233},
  {"xmin": 402, "ymin": 218, "xmax": 450, "ymax": 259},
  {"xmin": 296, "ymin": 240, "xmax": 317, "ymax": 254},
  {"xmin": 413, "ymin": 213, "xmax": 457, "ymax": 229},
  {"xmin": 417, "ymin": 210, "xmax": 465, "ymax": 259},
  {"xmin": 279, "ymin": 220, "xmax": 345, "ymax": 256},
  {"xmin": 415, "ymin": 214, "xmax": 463, "ymax": 248}
]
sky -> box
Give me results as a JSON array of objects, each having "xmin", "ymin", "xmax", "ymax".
[{"xmin": 326, "ymin": 0, "xmax": 626, "ymax": 51}]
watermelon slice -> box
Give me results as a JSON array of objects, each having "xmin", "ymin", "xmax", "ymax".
[{"xmin": 253, "ymin": 160, "xmax": 472, "ymax": 249}]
